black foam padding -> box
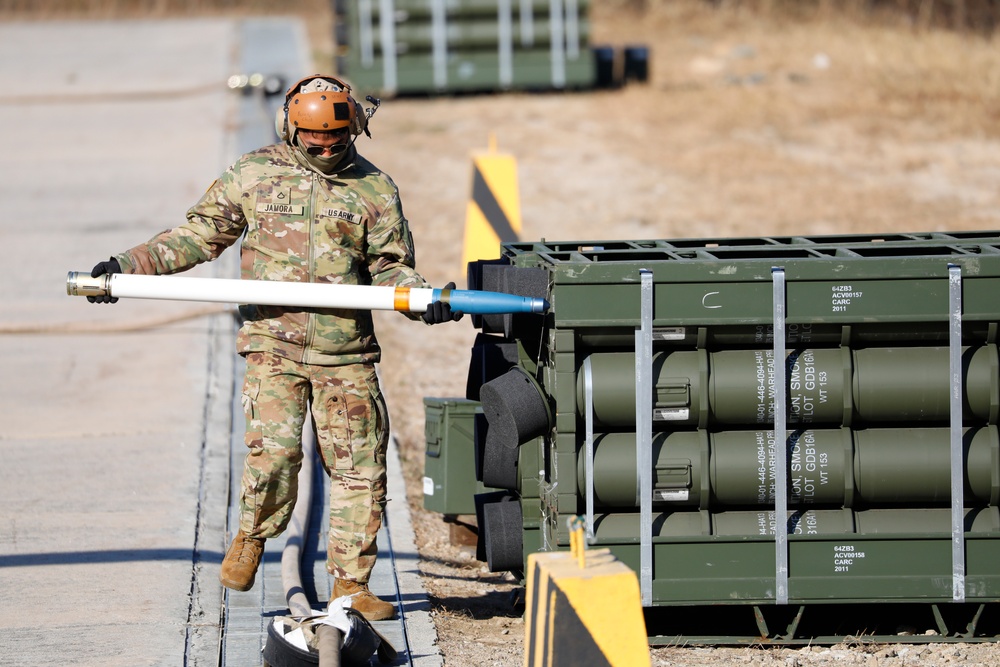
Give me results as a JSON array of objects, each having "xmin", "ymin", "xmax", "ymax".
[
  {"xmin": 478, "ymin": 366, "xmax": 550, "ymax": 445},
  {"xmin": 465, "ymin": 332, "xmax": 520, "ymax": 401},
  {"xmin": 501, "ymin": 265, "xmax": 548, "ymax": 298},
  {"xmin": 473, "ymin": 412, "xmax": 489, "ymax": 482},
  {"xmin": 478, "ymin": 264, "xmax": 509, "ymax": 334},
  {"xmin": 481, "ymin": 428, "xmax": 519, "ymax": 490},
  {"xmin": 500, "ymin": 266, "xmax": 550, "ymax": 340},
  {"xmin": 466, "ymin": 258, "xmax": 509, "ymax": 331},
  {"xmin": 474, "ymin": 491, "xmax": 513, "ymax": 563},
  {"xmin": 482, "ymin": 497, "xmax": 524, "ymax": 572},
  {"xmin": 466, "ymin": 258, "xmax": 506, "ymax": 291}
]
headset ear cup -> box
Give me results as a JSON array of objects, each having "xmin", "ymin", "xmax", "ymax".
[
  {"xmin": 350, "ymin": 97, "xmax": 367, "ymax": 137},
  {"xmin": 274, "ymin": 106, "xmax": 289, "ymax": 141}
]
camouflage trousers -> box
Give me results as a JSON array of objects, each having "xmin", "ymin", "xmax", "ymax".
[{"xmin": 238, "ymin": 351, "xmax": 389, "ymax": 583}]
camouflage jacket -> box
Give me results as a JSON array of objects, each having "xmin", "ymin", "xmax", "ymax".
[{"xmin": 115, "ymin": 143, "xmax": 429, "ymax": 366}]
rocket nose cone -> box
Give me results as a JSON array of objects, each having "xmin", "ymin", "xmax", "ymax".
[{"xmin": 530, "ymin": 298, "xmax": 550, "ymax": 313}]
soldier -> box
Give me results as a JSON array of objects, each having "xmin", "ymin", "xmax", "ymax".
[{"xmin": 87, "ymin": 74, "xmax": 462, "ymax": 621}]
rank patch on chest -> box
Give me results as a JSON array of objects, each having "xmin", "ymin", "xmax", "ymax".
[
  {"xmin": 258, "ymin": 202, "xmax": 305, "ymax": 215},
  {"xmin": 322, "ymin": 208, "xmax": 362, "ymax": 224}
]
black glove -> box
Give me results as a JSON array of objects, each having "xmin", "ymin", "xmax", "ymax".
[
  {"xmin": 421, "ymin": 282, "xmax": 464, "ymax": 324},
  {"xmin": 87, "ymin": 258, "xmax": 121, "ymax": 304}
]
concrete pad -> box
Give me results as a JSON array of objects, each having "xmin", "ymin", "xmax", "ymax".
[
  {"xmin": 0, "ymin": 16, "xmax": 440, "ymax": 667},
  {"xmin": 2, "ymin": 17, "xmax": 245, "ymax": 667}
]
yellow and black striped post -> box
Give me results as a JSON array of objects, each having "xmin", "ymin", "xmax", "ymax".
[
  {"xmin": 461, "ymin": 134, "xmax": 522, "ymax": 269},
  {"xmin": 523, "ymin": 517, "xmax": 651, "ymax": 667}
]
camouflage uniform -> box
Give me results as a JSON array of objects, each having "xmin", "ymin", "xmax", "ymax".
[{"xmin": 114, "ymin": 143, "xmax": 426, "ymax": 582}]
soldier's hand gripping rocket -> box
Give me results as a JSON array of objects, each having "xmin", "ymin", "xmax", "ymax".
[
  {"xmin": 88, "ymin": 258, "xmax": 121, "ymax": 304},
  {"xmin": 421, "ymin": 282, "xmax": 464, "ymax": 324}
]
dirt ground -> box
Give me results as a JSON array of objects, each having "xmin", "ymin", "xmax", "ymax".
[{"xmin": 337, "ymin": 2, "xmax": 1000, "ymax": 666}]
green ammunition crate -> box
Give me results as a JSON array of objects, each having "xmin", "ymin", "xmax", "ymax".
[
  {"xmin": 423, "ymin": 397, "xmax": 500, "ymax": 515},
  {"xmin": 336, "ymin": 0, "xmax": 596, "ymax": 96},
  {"xmin": 463, "ymin": 230, "xmax": 1000, "ymax": 642}
]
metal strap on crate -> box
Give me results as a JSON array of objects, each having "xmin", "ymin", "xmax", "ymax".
[
  {"xmin": 583, "ymin": 355, "xmax": 595, "ymax": 542},
  {"xmin": 498, "ymin": 0, "xmax": 514, "ymax": 87},
  {"xmin": 772, "ymin": 267, "xmax": 789, "ymax": 606},
  {"xmin": 564, "ymin": 0, "xmax": 580, "ymax": 59},
  {"xmin": 519, "ymin": 0, "xmax": 535, "ymax": 46},
  {"xmin": 548, "ymin": 0, "xmax": 566, "ymax": 87},
  {"xmin": 635, "ymin": 269, "xmax": 654, "ymax": 606},
  {"xmin": 432, "ymin": 0, "xmax": 448, "ymax": 89},
  {"xmin": 359, "ymin": 0, "xmax": 375, "ymax": 67},
  {"xmin": 379, "ymin": 0, "xmax": 398, "ymax": 94},
  {"xmin": 948, "ymin": 263, "xmax": 966, "ymax": 603}
]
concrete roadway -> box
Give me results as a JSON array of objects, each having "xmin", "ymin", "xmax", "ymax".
[{"xmin": 0, "ymin": 17, "xmax": 438, "ymax": 667}]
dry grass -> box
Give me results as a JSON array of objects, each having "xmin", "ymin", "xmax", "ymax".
[
  {"xmin": 594, "ymin": 1, "xmax": 1000, "ymax": 138},
  {"xmin": 606, "ymin": 0, "xmax": 1000, "ymax": 32}
]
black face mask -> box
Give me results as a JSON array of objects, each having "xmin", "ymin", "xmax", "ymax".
[{"xmin": 294, "ymin": 135, "xmax": 350, "ymax": 174}]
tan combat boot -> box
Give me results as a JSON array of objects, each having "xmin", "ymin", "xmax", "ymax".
[
  {"xmin": 220, "ymin": 530, "xmax": 265, "ymax": 591},
  {"xmin": 332, "ymin": 579, "xmax": 396, "ymax": 621}
]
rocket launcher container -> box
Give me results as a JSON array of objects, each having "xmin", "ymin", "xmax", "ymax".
[{"xmin": 446, "ymin": 230, "xmax": 1000, "ymax": 644}]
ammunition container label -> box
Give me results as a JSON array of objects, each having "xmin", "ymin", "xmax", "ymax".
[
  {"xmin": 652, "ymin": 327, "xmax": 686, "ymax": 341},
  {"xmin": 754, "ymin": 323, "xmax": 817, "ymax": 344},
  {"xmin": 654, "ymin": 489, "xmax": 689, "ymax": 502},
  {"xmin": 744, "ymin": 348, "xmax": 833, "ymax": 426},
  {"xmin": 754, "ymin": 351, "xmax": 776, "ymax": 424},
  {"xmin": 756, "ymin": 512, "xmax": 773, "ymax": 536},
  {"xmin": 422, "ymin": 476, "xmax": 434, "ymax": 495},
  {"xmin": 831, "ymin": 284, "xmax": 864, "ymax": 313},
  {"xmin": 833, "ymin": 544, "xmax": 866, "ymax": 572},
  {"xmin": 257, "ymin": 202, "xmax": 305, "ymax": 215},
  {"xmin": 788, "ymin": 430, "xmax": 831, "ymax": 503},
  {"xmin": 788, "ymin": 511, "xmax": 819, "ymax": 535},
  {"xmin": 787, "ymin": 349, "xmax": 830, "ymax": 424},
  {"xmin": 754, "ymin": 511, "xmax": 820, "ymax": 536},
  {"xmin": 653, "ymin": 407, "xmax": 690, "ymax": 421},
  {"xmin": 755, "ymin": 431, "xmax": 777, "ymax": 504}
]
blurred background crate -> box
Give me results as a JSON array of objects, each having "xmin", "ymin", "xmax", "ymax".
[{"xmin": 334, "ymin": 0, "xmax": 601, "ymax": 96}]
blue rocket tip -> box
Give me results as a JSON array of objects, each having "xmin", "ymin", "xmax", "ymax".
[{"xmin": 438, "ymin": 288, "xmax": 550, "ymax": 315}]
